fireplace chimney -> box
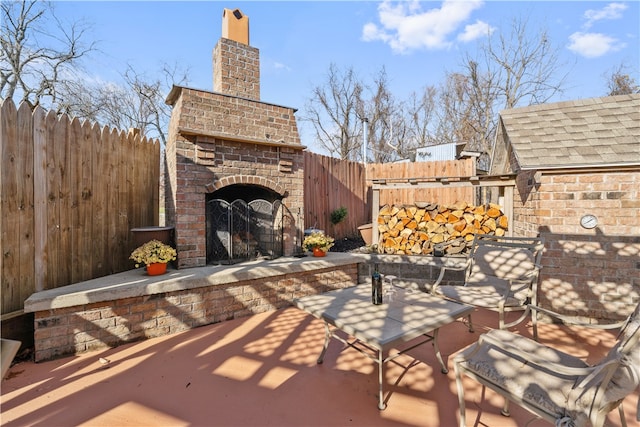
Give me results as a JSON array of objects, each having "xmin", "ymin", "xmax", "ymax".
[
  {"xmin": 222, "ymin": 8, "xmax": 249, "ymax": 44},
  {"xmin": 214, "ymin": 8, "xmax": 260, "ymax": 100}
]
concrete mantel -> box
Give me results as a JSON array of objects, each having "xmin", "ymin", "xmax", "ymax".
[{"xmin": 177, "ymin": 126, "xmax": 306, "ymax": 150}]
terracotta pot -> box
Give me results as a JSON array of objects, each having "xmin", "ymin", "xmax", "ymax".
[
  {"xmin": 312, "ymin": 247, "xmax": 327, "ymax": 257},
  {"xmin": 146, "ymin": 263, "xmax": 167, "ymax": 276},
  {"xmin": 357, "ymin": 223, "xmax": 373, "ymax": 246}
]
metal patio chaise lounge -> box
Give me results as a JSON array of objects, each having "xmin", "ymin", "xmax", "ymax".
[
  {"xmin": 431, "ymin": 234, "xmax": 545, "ymax": 334},
  {"xmin": 454, "ymin": 302, "xmax": 640, "ymax": 427}
]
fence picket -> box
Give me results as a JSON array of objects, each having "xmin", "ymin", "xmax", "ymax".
[
  {"xmin": 116, "ymin": 130, "xmax": 131, "ymax": 270},
  {"xmin": 45, "ymin": 111, "xmax": 60, "ymax": 289},
  {"xmin": 33, "ymin": 107, "xmax": 47, "ymax": 291},
  {"xmin": 16, "ymin": 102, "xmax": 36, "ymax": 306},
  {"xmin": 91, "ymin": 122, "xmax": 106, "ymax": 277},
  {"xmin": 1, "ymin": 100, "xmax": 21, "ymax": 313},
  {"xmin": 105, "ymin": 127, "xmax": 118, "ymax": 273},
  {"xmin": 129, "ymin": 132, "xmax": 142, "ymax": 236}
]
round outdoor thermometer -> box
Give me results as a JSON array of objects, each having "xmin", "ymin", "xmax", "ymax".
[{"xmin": 580, "ymin": 214, "xmax": 598, "ymax": 229}]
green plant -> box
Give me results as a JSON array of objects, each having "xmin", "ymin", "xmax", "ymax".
[
  {"xmin": 330, "ymin": 206, "xmax": 348, "ymax": 225},
  {"xmin": 130, "ymin": 239, "xmax": 177, "ymax": 267},
  {"xmin": 303, "ymin": 232, "xmax": 335, "ymax": 252}
]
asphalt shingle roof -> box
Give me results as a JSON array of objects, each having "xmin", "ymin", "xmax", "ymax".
[{"xmin": 499, "ymin": 94, "xmax": 640, "ymax": 170}]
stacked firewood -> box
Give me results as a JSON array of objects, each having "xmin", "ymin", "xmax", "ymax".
[{"xmin": 377, "ymin": 201, "xmax": 508, "ymax": 255}]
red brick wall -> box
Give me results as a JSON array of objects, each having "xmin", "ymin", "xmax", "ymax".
[
  {"xmin": 513, "ymin": 169, "xmax": 640, "ymax": 320},
  {"xmin": 33, "ymin": 264, "xmax": 358, "ymax": 361}
]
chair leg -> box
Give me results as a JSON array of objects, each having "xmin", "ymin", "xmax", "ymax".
[
  {"xmin": 532, "ymin": 308, "xmax": 539, "ymax": 341},
  {"xmin": 618, "ymin": 402, "xmax": 627, "ymax": 427},
  {"xmin": 454, "ymin": 363, "xmax": 467, "ymax": 427},
  {"xmin": 501, "ymin": 399, "xmax": 510, "ymax": 417},
  {"xmin": 466, "ymin": 314, "xmax": 474, "ymax": 333}
]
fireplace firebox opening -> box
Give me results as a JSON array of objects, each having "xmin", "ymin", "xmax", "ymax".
[{"xmin": 206, "ymin": 184, "xmax": 289, "ymax": 265}]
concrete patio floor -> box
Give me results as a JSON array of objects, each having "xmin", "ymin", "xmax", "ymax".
[{"xmin": 1, "ymin": 306, "xmax": 637, "ymax": 427}]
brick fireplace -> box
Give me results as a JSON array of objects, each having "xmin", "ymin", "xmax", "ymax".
[{"xmin": 165, "ymin": 8, "xmax": 305, "ymax": 268}]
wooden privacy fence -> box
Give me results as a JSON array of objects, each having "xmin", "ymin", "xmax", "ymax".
[
  {"xmin": 1, "ymin": 100, "xmax": 160, "ymax": 315},
  {"xmin": 303, "ymin": 153, "xmax": 476, "ymax": 239},
  {"xmin": 303, "ymin": 152, "xmax": 368, "ymax": 238},
  {"xmin": 367, "ymin": 159, "xmax": 476, "ymax": 206}
]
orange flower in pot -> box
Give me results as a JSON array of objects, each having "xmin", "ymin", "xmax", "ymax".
[
  {"xmin": 130, "ymin": 239, "xmax": 177, "ymax": 275},
  {"xmin": 303, "ymin": 232, "xmax": 335, "ymax": 257}
]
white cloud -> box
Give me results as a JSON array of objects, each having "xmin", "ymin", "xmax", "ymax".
[
  {"xmin": 362, "ymin": 22, "xmax": 391, "ymax": 44},
  {"xmin": 457, "ymin": 20, "xmax": 494, "ymax": 42},
  {"xmin": 567, "ymin": 32, "xmax": 625, "ymax": 58},
  {"xmin": 583, "ymin": 2, "xmax": 627, "ymax": 29},
  {"xmin": 273, "ymin": 62, "xmax": 291, "ymax": 72},
  {"xmin": 362, "ymin": 0, "xmax": 485, "ymax": 53}
]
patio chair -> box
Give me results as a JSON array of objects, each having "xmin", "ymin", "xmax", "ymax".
[
  {"xmin": 454, "ymin": 302, "xmax": 640, "ymax": 427},
  {"xmin": 1, "ymin": 338, "xmax": 21, "ymax": 380},
  {"xmin": 431, "ymin": 235, "xmax": 544, "ymax": 332}
]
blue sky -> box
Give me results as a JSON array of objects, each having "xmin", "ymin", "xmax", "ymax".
[{"xmin": 51, "ymin": 1, "xmax": 639, "ymax": 152}]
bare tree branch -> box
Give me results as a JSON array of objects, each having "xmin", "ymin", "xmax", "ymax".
[
  {"xmin": 481, "ymin": 15, "xmax": 568, "ymax": 109},
  {"xmin": 450, "ymin": 15, "xmax": 568, "ymax": 171},
  {"xmin": 603, "ymin": 62, "xmax": 640, "ymax": 95},
  {"xmin": 0, "ymin": 0, "xmax": 95, "ymax": 106},
  {"xmin": 365, "ymin": 67, "xmax": 399, "ymax": 163},
  {"xmin": 57, "ymin": 63, "xmax": 189, "ymax": 145},
  {"xmin": 303, "ymin": 63, "xmax": 364, "ymax": 160}
]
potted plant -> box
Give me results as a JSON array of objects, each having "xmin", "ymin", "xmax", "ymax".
[
  {"xmin": 130, "ymin": 239, "xmax": 177, "ymax": 275},
  {"xmin": 303, "ymin": 231, "xmax": 335, "ymax": 257},
  {"xmin": 330, "ymin": 206, "xmax": 348, "ymax": 225}
]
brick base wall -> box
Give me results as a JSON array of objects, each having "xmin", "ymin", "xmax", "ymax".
[{"xmin": 33, "ymin": 265, "xmax": 357, "ymax": 362}]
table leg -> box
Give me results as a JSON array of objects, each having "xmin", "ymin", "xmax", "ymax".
[
  {"xmin": 432, "ymin": 329, "xmax": 448, "ymax": 374},
  {"xmin": 317, "ymin": 322, "xmax": 331, "ymax": 364},
  {"xmin": 377, "ymin": 349, "xmax": 386, "ymax": 410}
]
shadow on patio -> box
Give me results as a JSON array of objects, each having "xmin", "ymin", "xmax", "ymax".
[{"xmin": 1, "ymin": 307, "xmax": 637, "ymax": 426}]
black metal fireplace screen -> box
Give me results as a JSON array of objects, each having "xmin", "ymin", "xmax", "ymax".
[{"xmin": 206, "ymin": 198, "xmax": 284, "ymax": 264}]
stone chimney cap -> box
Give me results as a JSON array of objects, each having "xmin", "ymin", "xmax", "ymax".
[{"xmin": 222, "ymin": 8, "xmax": 249, "ymax": 45}]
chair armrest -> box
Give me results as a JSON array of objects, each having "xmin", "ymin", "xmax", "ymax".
[
  {"xmin": 521, "ymin": 263, "xmax": 543, "ymax": 279},
  {"xmin": 431, "ymin": 257, "xmax": 471, "ymax": 292},
  {"xmin": 529, "ymin": 304, "xmax": 626, "ymax": 330}
]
